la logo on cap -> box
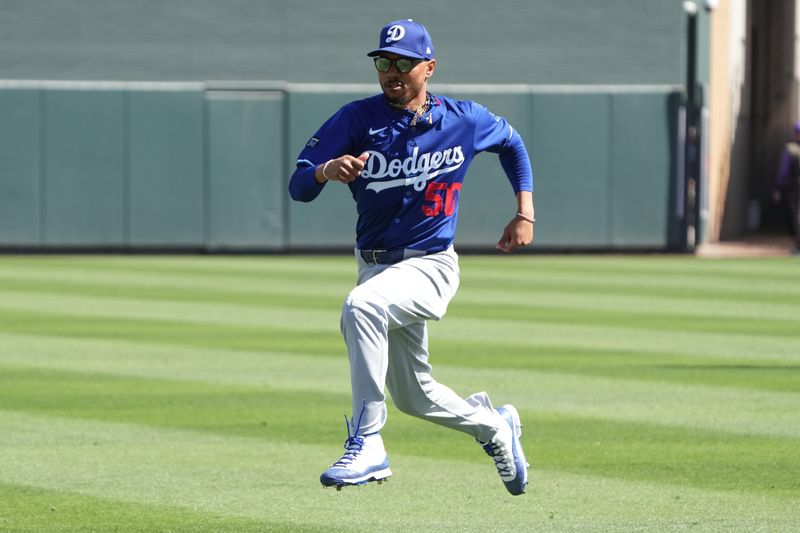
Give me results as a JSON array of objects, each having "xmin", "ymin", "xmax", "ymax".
[
  {"xmin": 385, "ymin": 24, "xmax": 405, "ymax": 43},
  {"xmin": 368, "ymin": 19, "xmax": 435, "ymax": 60}
]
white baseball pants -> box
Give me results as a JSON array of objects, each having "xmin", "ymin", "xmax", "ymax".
[{"xmin": 340, "ymin": 246, "xmax": 503, "ymax": 443}]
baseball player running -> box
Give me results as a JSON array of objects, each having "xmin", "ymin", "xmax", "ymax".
[{"xmin": 289, "ymin": 19, "xmax": 534, "ymax": 496}]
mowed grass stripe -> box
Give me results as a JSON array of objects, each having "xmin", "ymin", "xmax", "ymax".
[
  {"xmin": 1, "ymin": 256, "xmax": 799, "ymax": 531},
  {"xmin": 3, "ymin": 308, "xmax": 800, "ymax": 392},
  {"xmin": 429, "ymin": 317, "xmax": 800, "ymax": 361},
  {"xmin": 0, "ymin": 333, "xmax": 352, "ymax": 391},
  {"xmin": 2, "ymin": 310, "xmax": 799, "ymax": 395},
  {"xmin": 0, "ymin": 410, "xmax": 397, "ymax": 532},
  {"xmin": 3, "ymin": 254, "xmax": 797, "ymax": 280},
  {"xmin": 2, "ymin": 290, "xmax": 799, "ymax": 346},
  {"xmin": 2, "ymin": 286, "xmax": 800, "ymax": 357},
  {"xmin": 449, "ymin": 302, "xmax": 800, "ymax": 337},
  {"xmin": 4, "ymin": 256, "xmax": 800, "ymax": 307},
  {"xmin": 3, "ymin": 256, "xmax": 799, "ymax": 341},
  {"xmin": 0, "ymin": 365, "xmax": 351, "ymax": 445},
  {"xmin": 0, "ymin": 307, "xmax": 800, "ymax": 370},
  {"xmin": 460, "ymin": 287, "xmax": 800, "ymax": 322},
  {"xmin": 2, "ymin": 334, "xmax": 798, "ymax": 438},
  {"xmin": 1, "ymin": 365, "xmax": 798, "ymax": 499},
  {"xmin": 0, "ymin": 276, "xmax": 346, "ymax": 305},
  {"xmin": 4, "ymin": 273, "xmax": 800, "ymax": 330},
  {"xmin": 436, "ymin": 363, "xmax": 800, "ymax": 438},
  {"xmin": 0, "ymin": 255, "xmax": 357, "ymax": 281},
  {"xmin": 1, "ymin": 410, "xmax": 798, "ymax": 533},
  {"xmin": 2, "ymin": 301, "xmax": 799, "ymax": 386},
  {"xmin": 462, "ymin": 269, "xmax": 800, "ymax": 304},
  {"xmin": 429, "ymin": 339, "xmax": 800, "ymax": 392},
  {"xmin": 0, "ymin": 310, "xmax": 342, "ymax": 354},
  {"xmin": 0, "ymin": 291, "xmax": 341, "ymax": 333},
  {"xmin": 462, "ymin": 254, "xmax": 800, "ymax": 279},
  {"xmin": 0, "ymin": 483, "xmax": 323, "ymax": 533},
  {"xmin": 0, "ymin": 264, "xmax": 353, "ymax": 299}
]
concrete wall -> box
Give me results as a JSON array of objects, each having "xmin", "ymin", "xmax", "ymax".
[{"xmin": 709, "ymin": 0, "xmax": 798, "ymax": 240}]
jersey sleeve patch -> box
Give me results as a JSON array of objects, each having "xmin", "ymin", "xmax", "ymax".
[{"xmin": 306, "ymin": 137, "xmax": 320, "ymax": 148}]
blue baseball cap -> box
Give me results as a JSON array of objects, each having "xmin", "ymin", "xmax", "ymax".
[{"xmin": 367, "ymin": 19, "xmax": 435, "ymax": 60}]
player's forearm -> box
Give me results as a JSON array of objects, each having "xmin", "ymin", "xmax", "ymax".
[
  {"xmin": 288, "ymin": 164, "xmax": 326, "ymax": 202},
  {"xmin": 499, "ymin": 133, "xmax": 533, "ymax": 194},
  {"xmin": 314, "ymin": 162, "xmax": 330, "ymax": 184},
  {"xmin": 516, "ymin": 191, "xmax": 534, "ymax": 221}
]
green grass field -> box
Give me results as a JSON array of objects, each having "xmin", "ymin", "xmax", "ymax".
[{"xmin": 0, "ymin": 254, "xmax": 798, "ymax": 532}]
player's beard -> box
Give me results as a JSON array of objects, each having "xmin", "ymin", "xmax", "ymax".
[{"xmin": 382, "ymin": 78, "xmax": 425, "ymax": 109}]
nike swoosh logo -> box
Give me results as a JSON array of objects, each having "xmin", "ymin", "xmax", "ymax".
[{"xmin": 369, "ymin": 127, "xmax": 387, "ymax": 135}]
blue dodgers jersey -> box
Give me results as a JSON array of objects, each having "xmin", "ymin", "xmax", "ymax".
[{"xmin": 290, "ymin": 93, "xmax": 533, "ymax": 251}]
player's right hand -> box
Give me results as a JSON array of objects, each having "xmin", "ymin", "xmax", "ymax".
[{"xmin": 318, "ymin": 152, "xmax": 370, "ymax": 184}]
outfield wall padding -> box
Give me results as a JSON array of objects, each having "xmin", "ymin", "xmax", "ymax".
[{"xmin": 0, "ymin": 82, "xmax": 684, "ymax": 251}]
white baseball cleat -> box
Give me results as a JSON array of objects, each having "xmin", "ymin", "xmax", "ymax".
[
  {"xmin": 320, "ymin": 407, "xmax": 391, "ymax": 490},
  {"xmin": 320, "ymin": 432, "xmax": 391, "ymax": 489},
  {"xmin": 479, "ymin": 404, "xmax": 529, "ymax": 495}
]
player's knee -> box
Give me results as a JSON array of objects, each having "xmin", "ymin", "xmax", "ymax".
[
  {"xmin": 391, "ymin": 395, "xmax": 427, "ymax": 417},
  {"xmin": 388, "ymin": 379, "xmax": 437, "ymax": 418},
  {"xmin": 340, "ymin": 286, "xmax": 385, "ymax": 330},
  {"xmin": 342, "ymin": 286, "xmax": 378, "ymax": 315},
  {"xmin": 391, "ymin": 397, "xmax": 415, "ymax": 415},
  {"xmin": 394, "ymin": 394, "xmax": 444, "ymax": 421}
]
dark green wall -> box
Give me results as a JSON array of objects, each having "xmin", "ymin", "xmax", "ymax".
[
  {"xmin": 0, "ymin": 82, "xmax": 683, "ymax": 251},
  {"xmin": 206, "ymin": 90, "xmax": 286, "ymax": 249},
  {"xmin": 0, "ymin": 0, "xmax": 704, "ymax": 251},
  {"xmin": 0, "ymin": 90, "xmax": 40, "ymax": 245},
  {"xmin": 1, "ymin": 0, "xmax": 689, "ymax": 85}
]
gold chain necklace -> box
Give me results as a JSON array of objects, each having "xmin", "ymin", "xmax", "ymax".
[{"xmin": 409, "ymin": 95, "xmax": 429, "ymax": 127}]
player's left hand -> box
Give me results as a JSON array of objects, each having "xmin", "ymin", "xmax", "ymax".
[{"xmin": 496, "ymin": 216, "xmax": 533, "ymax": 253}]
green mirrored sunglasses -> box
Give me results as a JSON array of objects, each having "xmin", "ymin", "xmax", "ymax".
[{"xmin": 373, "ymin": 56, "xmax": 424, "ymax": 73}]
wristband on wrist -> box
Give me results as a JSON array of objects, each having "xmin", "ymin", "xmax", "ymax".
[
  {"xmin": 515, "ymin": 212, "xmax": 535, "ymax": 223},
  {"xmin": 321, "ymin": 160, "xmax": 334, "ymax": 180}
]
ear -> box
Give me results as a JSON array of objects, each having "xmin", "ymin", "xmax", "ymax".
[{"xmin": 425, "ymin": 59, "xmax": 436, "ymax": 79}]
